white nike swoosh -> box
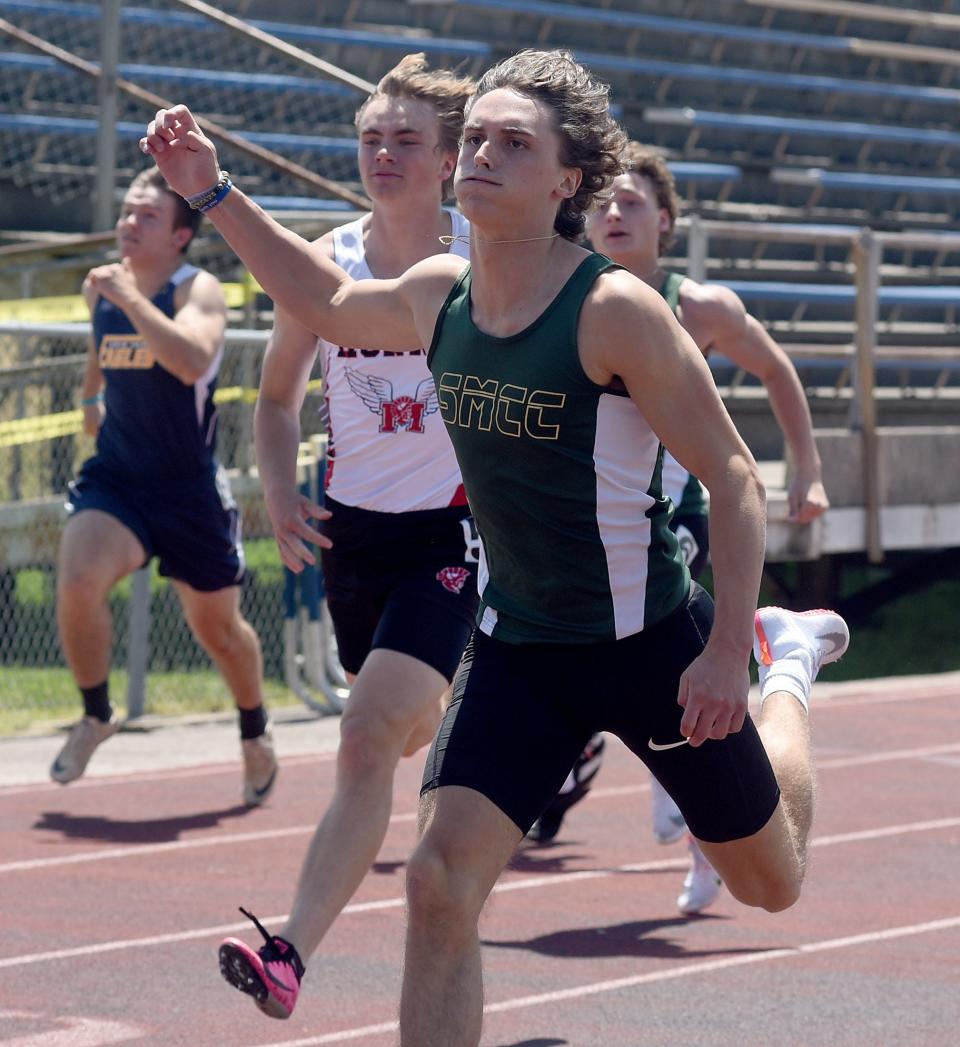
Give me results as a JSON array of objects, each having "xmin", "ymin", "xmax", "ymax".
[{"xmin": 647, "ymin": 737, "xmax": 690, "ymax": 751}]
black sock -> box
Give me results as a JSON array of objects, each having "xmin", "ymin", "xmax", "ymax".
[
  {"xmin": 238, "ymin": 705, "xmax": 268, "ymax": 740},
  {"xmin": 81, "ymin": 682, "xmax": 112, "ymax": 723}
]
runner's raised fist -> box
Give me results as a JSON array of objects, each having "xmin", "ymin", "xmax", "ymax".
[{"xmin": 139, "ymin": 105, "xmax": 220, "ymax": 198}]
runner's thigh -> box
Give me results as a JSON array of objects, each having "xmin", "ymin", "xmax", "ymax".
[
  {"xmin": 604, "ymin": 584, "xmax": 780, "ymax": 844},
  {"xmin": 421, "ymin": 631, "xmax": 596, "ymax": 834}
]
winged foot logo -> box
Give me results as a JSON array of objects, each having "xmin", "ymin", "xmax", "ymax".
[{"xmin": 345, "ymin": 368, "xmax": 440, "ymax": 433}]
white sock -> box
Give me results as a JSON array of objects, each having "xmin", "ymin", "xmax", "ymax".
[{"xmin": 758, "ymin": 660, "xmax": 811, "ymax": 712}]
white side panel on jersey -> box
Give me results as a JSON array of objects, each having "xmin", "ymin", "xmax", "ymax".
[
  {"xmin": 167, "ymin": 264, "xmax": 224, "ymax": 437},
  {"xmin": 593, "ymin": 394, "xmax": 660, "ymax": 639},
  {"xmin": 195, "ymin": 343, "xmax": 224, "ymax": 438},
  {"xmin": 660, "ymin": 448, "xmax": 689, "ymax": 511},
  {"xmin": 476, "ymin": 544, "xmax": 496, "ymax": 634}
]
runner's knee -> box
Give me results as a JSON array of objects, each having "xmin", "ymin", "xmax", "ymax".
[
  {"xmin": 405, "ymin": 838, "xmax": 484, "ymax": 930},
  {"xmin": 725, "ymin": 864, "xmax": 802, "ymax": 913},
  {"xmin": 57, "ymin": 558, "xmax": 113, "ymax": 605},
  {"xmin": 337, "ymin": 706, "xmax": 405, "ymax": 779},
  {"xmin": 191, "ymin": 612, "xmax": 253, "ymax": 663}
]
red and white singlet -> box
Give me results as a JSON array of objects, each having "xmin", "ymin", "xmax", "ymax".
[{"xmin": 317, "ymin": 210, "xmax": 471, "ymax": 512}]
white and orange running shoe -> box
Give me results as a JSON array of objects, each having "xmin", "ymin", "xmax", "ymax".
[{"xmin": 753, "ymin": 607, "xmax": 850, "ymax": 708}]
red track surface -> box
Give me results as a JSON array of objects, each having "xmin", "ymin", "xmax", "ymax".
[{"xmin": 2, "ymin": 679, "xmax": 959, "ymax": 1046}]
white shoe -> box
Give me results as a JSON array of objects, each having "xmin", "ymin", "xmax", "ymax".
[
  {"xmin": 650, "ymin": 774, "xmax": 686, "ymax": 845},
  {"xmin": 677, "ymin": 837, "xmax": 722, "ymax": 915},
  {"xmin": 753, "ymin": 607, "xmax": 850, "ymax": 706},
  {"xmin": 242, "ymin": 727, "xmax": 278, "ymax": 806},
  {"xmin": 50, "ymin": 715, "xmax": 120, "ymax": 784}
]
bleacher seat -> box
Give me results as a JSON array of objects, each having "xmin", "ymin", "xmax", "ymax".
[
  {"xmin": 721, "ymin": 281, "xmax": 960, "ymax": 306},
  {"xmin": 0, "ymin": 0, "xmax": 491, "ymax": 60},
  {"xmin": 3, "ymin": 0, "xmax": 959, "ymax": 331},
  {"xmin": 772, "ymin": 168, "xmax": 960, "ymax": 197},
  {"xmin": 408, "ymin": 0, "xmax": 956, "ymax": 63},
  {"xmin": 575, "ymin": 49, "xmax": 960, "ymax": 111},
  {"xmin": 0, "ymin": 112, "xmax": 359, "ymax": 154},
  {"xmin": 644, "ymin": 107, "xmax": 960, "ymax": 151},
  {"xmin": 0, "ymin": 50, "xmax": 361, "ymax": 99}
]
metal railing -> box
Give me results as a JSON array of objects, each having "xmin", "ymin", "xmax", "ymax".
[{"xmin": 682, "ymin": 219, "xmax": 960, "ymax": 562}]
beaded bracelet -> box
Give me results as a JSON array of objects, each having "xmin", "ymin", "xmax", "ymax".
[
  {"xmin": 198, "ymin": 176, "xmax": 233, "ymax": 213},
  {"xmin": 186, "ymin": 172, "xmax": 232, "ymax": 213},
  {"xmin": 81, "ymin": 393, "xmax": 104, "ymax": 407}
]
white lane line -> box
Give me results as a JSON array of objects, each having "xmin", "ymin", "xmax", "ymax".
[
  {"xmin": 258, "ymin": 915, "xmax": 960, "ymax": 1046},
  {"xmin": 3, "ymin": 739, "xmax": 958, "ymax": 877},
  {"xmin": 0, "ymin": 812, "xmax": 416, "ymax": 874},
  {"xmin": 0, "ymin": 1012, "xmax": 146, "ymax": 1047},
  {"xmin": 0, "ymin": 751, "xmax": 338, "ymax": 798},
  {"xmin": 819, "ymin": 687, "xmax": 959, "ymax": 709},
  {"xmin": 810, "ymin": 816, "xmax": 960, "ymax": 846},
  {"xmin": 2, "ymin": 816, "xmax": 959, "ymax": 972},
  {"xmin": 819, "ymin": 741, "xmax": 960, "ymax": 769}
]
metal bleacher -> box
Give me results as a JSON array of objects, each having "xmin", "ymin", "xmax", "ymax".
[
  {"xmin": 2, "ymin": 1, "xmax": 957, "ymax": 252},
  {"xmin": 0, "ymin": 0, "xmax": 957, "ymax": 578},
  {"xmin": 408, "ymin": 0, "xmax": 960, "ymax": 225},
  {"xmin": 0, "ymin": 0, "xmax": 490, "ymax": 218},
  {"xmin": 3, "ymin": 0, "xmax": 958, "ymax": 227}
]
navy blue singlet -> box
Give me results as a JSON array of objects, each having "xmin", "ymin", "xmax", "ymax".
[{"xmin": 92, "ymin": 264, "xmax": 222, "ymax": 484}]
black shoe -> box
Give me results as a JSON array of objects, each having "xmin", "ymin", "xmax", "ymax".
[{"xmin": 527, "ymin": 733, "xmax": 605, "ymax": 844}]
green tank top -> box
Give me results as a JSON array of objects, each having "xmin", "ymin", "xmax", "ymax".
[
  {"xmin": 428, "ymin": 253, "xmax": 689, "ymax": 644},
  {"xmin": 659, "ymin": 272, "xmax": 708, "ymax": 517}
]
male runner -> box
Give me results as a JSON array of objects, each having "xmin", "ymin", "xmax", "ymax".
[
  {"xmin": 531, "ymin": 144, "xmax": 832, "ymax": 916},
  {"xmin": 52, "ymin": 168, "xmax": 275, "ymax": 806},
  {"xmin": 216, "ymin": 55, "xmax": 478, "ymax": 1018},
  {"xmin": 141, "ymin": 49, "xmax": 849, "ymax": 1044}
]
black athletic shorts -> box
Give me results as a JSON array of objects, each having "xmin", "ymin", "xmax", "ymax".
[
  {"xmin": 421, "ymin": 583, "xmax": 780, "ymax": 844},
  {"xmin": 66, "ymin": 458, "xmax": 245, "ymax": 592},
  {"xmin": 320, "ymin": 496, "xmax": 479, "ymax": 680}
]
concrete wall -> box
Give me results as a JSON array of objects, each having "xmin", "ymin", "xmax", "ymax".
[{"xmin": 813, "ymin": 426, "xmax": 960, "ymax": 508}]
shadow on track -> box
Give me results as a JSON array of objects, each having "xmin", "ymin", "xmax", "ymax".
[
  {"xmin": 481, "ymin": 915, "xmax": 779, "ymax": 962},
  {"xmin": 33, "ymin": 804, "xmax": 252, "ymax": 843}
]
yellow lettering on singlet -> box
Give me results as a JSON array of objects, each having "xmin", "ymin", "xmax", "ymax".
[
  {"xmin": 98, "ymin": 334, "xmax": 155, "ymax": 369},
  {"xmin": 439, "ymin": 372, "xmax": 565, "ymax": 439},
  {"xmin": 525, "ymin": 390, "xmax": 566, "ymax": 440},
  {"xmin": 458, "ymin": 376, "xmax": 498, "ymax": 431}
]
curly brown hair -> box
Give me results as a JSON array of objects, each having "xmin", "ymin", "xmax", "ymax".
[
  {"xmin": 356, "ymin": 53, "xmax": 475, "ymax": 199},
  {"xmin": 469, "ymin": 49, "xmax": 627, "ymax": 241},
  {"xmin": 623, "ymin": 142, "xmax": 681, "ymax": 253}
]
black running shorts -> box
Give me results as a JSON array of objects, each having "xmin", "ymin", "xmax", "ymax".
[
  {"xmin": 320, "ymin": 496, "xmax": 479, "ymax": 680},
  {"xmin": 421, "ymin": 583, "xmax": 780, "ymax": 843},
  {"xmin": 66, "ymin": 458, "xmax": 244, "ymax": 592}
]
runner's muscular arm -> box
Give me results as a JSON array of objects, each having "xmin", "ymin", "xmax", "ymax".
[
  {"xmin": 689, "ymin": 284, "xmax": 828, "ymax": 522},
  {"xmin": 581, "ymin": 272, "xmax": 766, "ymax": 747},
  {"xmin": 254, "ymin": 235, "xmax": 337, "ymax": 573},
  {"xmin": 86, "ymin": 261, "xmax": 226, "ymax": 384},
  {"xmin": 254, "ymin": 235, "xmax": 463, "ymax": 570},
  {"xmin": 141, "ymin": 105, "xmax": 444, "ymax": 349}
]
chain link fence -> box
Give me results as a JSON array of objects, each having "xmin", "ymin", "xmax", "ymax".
[{"xmin": 0, "ymin": 321, "xmax": 336, "ymax": 731}]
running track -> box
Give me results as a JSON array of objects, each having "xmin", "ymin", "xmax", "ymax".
[{"xmin": 1, "ymin": 676, "xmax": 959, "ymax": 1046}]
